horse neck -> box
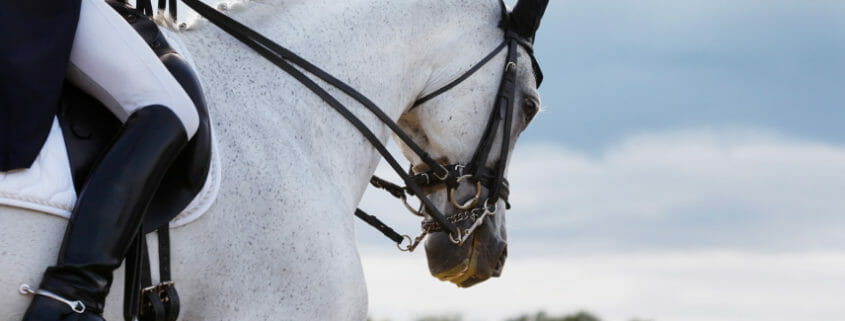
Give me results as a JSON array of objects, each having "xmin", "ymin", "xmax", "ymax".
[{"xmin": 178, "ymin": 0, "xmax": 501, "ymax": 210}]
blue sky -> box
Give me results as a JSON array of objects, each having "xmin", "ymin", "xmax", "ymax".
[
  {"xmin": 528, "ymin": 0, "xmax": 845, "ymax": 152},
  {"xmin": 499, "ymin": 0, "xmax": 845, "ymax": 253}
]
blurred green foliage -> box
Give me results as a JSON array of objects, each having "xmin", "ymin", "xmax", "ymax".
[
  {"xmin": 416, "ymin": 315, "xmax": 464, "ymax": 321},
  {"xmin": 368, "ymin": 310, "xmax": 653, "ymax": 321},
  {"xmin": 505, "ymin": 311, "xmax": 599, "ymax": 321}
]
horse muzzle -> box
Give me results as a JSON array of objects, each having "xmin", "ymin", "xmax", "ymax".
[{"xmin": 423, "ymin": 215, "xmax": 508, "ymax": 288}]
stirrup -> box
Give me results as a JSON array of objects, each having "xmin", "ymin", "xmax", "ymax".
[{"xmin": 19, "ymin": 284, "xmax": 87, "ymax": 313}]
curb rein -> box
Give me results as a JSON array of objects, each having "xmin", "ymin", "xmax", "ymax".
[{"xmin": 179, "ymin": 0, "xmax": 540, "ymax": 250}]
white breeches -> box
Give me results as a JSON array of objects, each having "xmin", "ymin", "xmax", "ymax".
[{"xmin": 67, "ymin": 0, "xmax": 199, "ymax": 139}]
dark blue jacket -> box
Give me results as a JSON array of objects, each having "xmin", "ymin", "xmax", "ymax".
[{"xmin": 0, "ymin": 0, "xmax": 81, "ymax": 171}]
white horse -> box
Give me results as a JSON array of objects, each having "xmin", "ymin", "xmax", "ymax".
[{"xmin": 0, "ymin": 0, "xmax": 546, "ymax": 319}]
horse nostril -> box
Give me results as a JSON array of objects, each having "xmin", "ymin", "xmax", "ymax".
[{"xmin": 492, "ymin": 246, "xmax": 507, "ymax": 277}]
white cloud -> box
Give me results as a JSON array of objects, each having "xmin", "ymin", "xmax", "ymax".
[
  {"xmin": 357, "ymin": 128, "xmax": 845, "ymax": 251},
  {"xmin": 361, "ymin": 247, "xmax": 845, "ymax": 321},
  {"xmin": 358, "ymin": 129, "xmax": 845, "ymax": 321}
]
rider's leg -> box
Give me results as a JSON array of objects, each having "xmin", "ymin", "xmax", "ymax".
[
  {"xmin": 21, "ymin": 0, "xmax": 199, "ymax": 319},
  {"xmin": 65, "ymin": 0, "xmax": 199, "ymax": 135},
  {"xmin": 22, "ymin": 107, "xmax": 187, "ymax": 321}
]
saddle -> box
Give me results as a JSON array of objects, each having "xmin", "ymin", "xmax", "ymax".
[
  {"xmin": 61, "ymin": 3, "xmax": 212, "ymax": 234},
  {"xmin": 58, "ymin": 2, "xmax": 211, "ymax": 320}
]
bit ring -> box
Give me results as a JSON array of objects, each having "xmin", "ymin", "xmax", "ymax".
[
  {"xmin": 401, "ymin": 195, "xmax": 424, "ymax": 217},
  {"xmin": 448, "ymin": 228, "xmax": 464, "ymax": 245},
  {"xmin": 449, "ymin": 176, "xmax": 482, "ymax": 210},
  {"xmin": 397, "ymin": 235, "xmax": 414, "ymax": 252}
]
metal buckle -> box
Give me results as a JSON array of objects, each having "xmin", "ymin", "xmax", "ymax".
[
  {"xmin": 420, "ymin": 172, "xmax": 430, "ymax": 185},
  {"xmin": 454, "ymin": 164, "xmax": 465, "ymax": 177},
  {"xmin": 141, "ymin": 281, "xmax": 175, "ymax": 295},
  {"xmin": 432, "ymin": 164, "xmax": 450, "ymax": 181}
]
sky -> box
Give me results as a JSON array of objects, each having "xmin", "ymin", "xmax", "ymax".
[
  {"xmin": 356, "ymin": 1, "xmax": 845, "ymax": 321},
  {"xmin": 525, "ymin": 0, "xmax": 845, "ymax": 152}
]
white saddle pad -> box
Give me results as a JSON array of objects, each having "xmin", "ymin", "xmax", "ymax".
[{"xmin": 0, "ymin": 117, "xmax": 221, "ymax": 228}]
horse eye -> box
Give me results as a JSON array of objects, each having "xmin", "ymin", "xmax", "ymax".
[{"xmin": 522, "ymin": 97, "xmax": 538, "ymax": 123}]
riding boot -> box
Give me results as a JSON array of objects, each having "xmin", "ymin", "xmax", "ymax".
[{"xmin": 22, "ymin": 106, "xmax": 188, "ymax": 321}]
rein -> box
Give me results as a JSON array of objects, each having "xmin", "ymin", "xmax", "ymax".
[{"xmin": 175, "ymin": 0, "xmax": 539, "ymax": 249}]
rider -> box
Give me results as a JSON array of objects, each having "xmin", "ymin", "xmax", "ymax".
[{"xmin": 1, "ymin": 0, "xmax": 198, "ymax": 320}]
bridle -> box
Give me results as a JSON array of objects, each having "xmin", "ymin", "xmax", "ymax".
[
  {"xmin": 177, "ymin": 0, "xmax": 542, "ymax": 249},
  {"xmin": 400, "ymin": 33, "xmax": 541, "ymax": 249}
]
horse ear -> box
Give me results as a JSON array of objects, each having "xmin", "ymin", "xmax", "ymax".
[{"xmin": 509, "ymin": 0, "xmax": 549, "ymax": 42}]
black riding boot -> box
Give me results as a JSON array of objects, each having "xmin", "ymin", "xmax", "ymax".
[{"xmin": 22, "ymin": 106, "xmax": 188, "ymax": 321}]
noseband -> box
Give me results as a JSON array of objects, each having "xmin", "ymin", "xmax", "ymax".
[
  {"xmin": 180, "ymin": 0, "xmax": 541, "ymax": 249},
  {"xmin": 405, "ymin": 30, "xmax": 538, "ymax": 245}
]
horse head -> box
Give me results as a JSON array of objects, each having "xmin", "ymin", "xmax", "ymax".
[{"xmin": 396, "ymin": 0, "xmax": 548, "ymax": 287}]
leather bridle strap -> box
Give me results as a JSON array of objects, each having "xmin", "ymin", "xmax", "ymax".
[
  {"xmin": 413, "ymin": 36, "xmax": 519, "ymax": 212},
  {"xmin": 180, "ymin": 0, "xmax": 449, "ymax": 180},
  {"xmin": 354, "ymin": 209, "xmax": 404, "ymax": 244},
  {"xmin": 180, "ymin": 0, "xmax": 460, "ymax": 235},
  {"xmin": 487, "ymin": 37, "xmax": 519, "ymax": 207},
  {"xmin": 412, "ymin": 41, "xmax": 507, "ymax": 108}
]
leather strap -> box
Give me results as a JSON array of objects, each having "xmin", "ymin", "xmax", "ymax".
[
  {"xmin": 180, "ymin": 0, "xmax": 448, "ymax": 178},
  {"xmin": 157, "ymin": 227, "xmax": 171, "ymax": 282},
  {"xmin": 135, "ymin": 229, "xmax": 179, "ymax": 321},
  {"xmin": 180, "ymin": 0, "xmax": 460, "ymax": 235},
  {"xmin": 123, "ymin": 233, "xmax": 144, "ymax": 321},
  {"xmin": 354, "ymin": 209, "xmax": 404, "ymax": 244},
  {"xmin": 487, "ymin": 38, "xmax": 519, "ymax": 206},
  {"xmin": 142, "ymin": 290, "xmax": 166, "ymax": 321},
  {"xmin": 157, "ymin": 227, "xmax": 179, "ymax": 321},
  {"xmin": 167, "ymin": 0, "xmax": 535, "ymax": 244},
  {"xmin": 412, "ymin": 41, "xmax": 507, "ymax": 107},
  {"xmin": 369, "ymin": 175, "xmax": 407, "ymax": 199},
  {"xmin": 137, "ymin": 0, "xmax": 153, "ymax": 16}
]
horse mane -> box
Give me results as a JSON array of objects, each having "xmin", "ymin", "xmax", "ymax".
[
  {"xmin": 150, "ymin": 0, "xmax": 251, "ymax": 31},
  {"xmin": 157, "ymin": 0, "xmax": 503, "ymax": 32}
]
